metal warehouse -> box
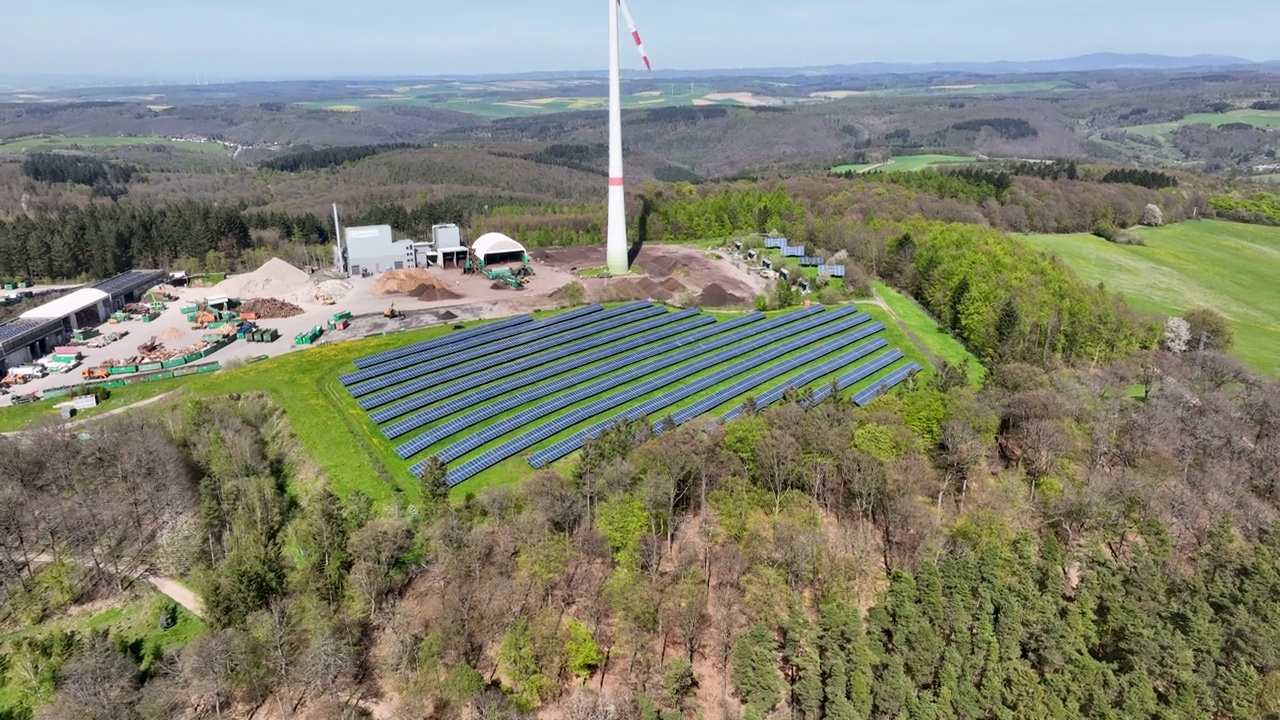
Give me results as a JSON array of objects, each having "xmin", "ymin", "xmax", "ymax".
[
  {"xmin": 0, "ymin": 269, "xmax": 165, "ymax": 374},
  {"xmin": 341, "ymin": 225, "xmax": 415, "ymax": 276}
]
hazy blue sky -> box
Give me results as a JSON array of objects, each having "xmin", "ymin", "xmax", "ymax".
[{"xmin": 7, "ymin": 0, "xmax": 1278, "ymax": 79}]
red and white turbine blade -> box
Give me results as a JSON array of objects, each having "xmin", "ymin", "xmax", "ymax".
[{"xmin": 617, "ymin": 0, "xmax": 652, "ymax": 71}]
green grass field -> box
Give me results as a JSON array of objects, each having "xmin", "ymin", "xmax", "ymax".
[
  {"xmin": 1, "ymin": 303, "xmax": 931, "ymax": 502},
  {"xmin": 1022, "ymin": 220, "xmax": 1280, "ymax": 376},
  {"xmin": 873, "ymin": 281, "xmax": 987, "ymax": 386},
  {"xmin": 831, "ymin": 154, "xmax": 978, "ymax": 174},
  {"xmin": 0, "ymin": 135, "xmax": 230, "ymax": 155},
  {"xmin": 1121, "ymin": 109, "xmax": 1280, "ymax": 139}
]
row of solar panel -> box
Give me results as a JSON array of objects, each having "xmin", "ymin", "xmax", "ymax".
[
  {"xmin": 658, "ymin": 326, "xmax": 886, "ymax": 431},
  {"xmin": 355, "ymin": 303, "xmax": 666, "ymax": 405},
  {"xmin": 371, "ymin": 308, "xmax": 714, "ymax": 424},
  {"xmin": 352, "ymin": 313, "xmax": 533, "ymax": 369},
  {"xmin": 782, "ymin": 246, "xmax": 806, "ymax": 257},
  {"xmin": 407, "ymin": 306, "xmax": 845, "ymax": 467},
  {"xmin": 340, "ymin": 303, "xmax": 608, "ymax": 385},
  {"xmin": 764, "ymin": 237, "xmax": 788, "ymax": 249},
  {"xmin": 383, "ymin": 311, "xmax": 745, "ymax": 442},
  {"xmin": 818, "ymin": 265, "xmax": 847, "ymax": 278},
  {"xmin": 721, "ymin": 348, "xmax": 904, "ymax": 423},
  {"xmin": 807, "ymin": 359, "xmax": 922, "ymax": 408},
  {"xmin": 416, "ymin": 305, "xmax": 855, "ymax": 480},
  {"xmin": 347, "ymin": 303, "xmax": 653, "ymax": 395},
  {"xmin": 526, "ymin": 317, "xmax": 885, "ymax": 468},
  {"xmin": 798, "ymin": 256, "xmax": 825, "ymax": 266},
  {"xmin": 852, "ymin": 363, "xmax": 923, "ymax": 406}
]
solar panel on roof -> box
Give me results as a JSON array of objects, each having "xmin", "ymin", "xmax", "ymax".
[
  {"xmin": 93, "ymin": 270, "xmax": 166, "ymax": 297},
  {"xmin": 421, "ymin": 307, "xmax": 866, "ymax": 481},
  {"xmin": 0, "ymin": 318, "xmax": 59, "ymax": 345}
]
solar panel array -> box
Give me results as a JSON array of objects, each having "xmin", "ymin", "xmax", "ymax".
[
  {"xmin": 354, "ymin": 313, "xmax": 536, "ymax": 369},
  {"xmin": 415, "ymin": 306, "xmax": 851, "ymax": 480},
  {"xmin": 370, "ymin": 308, "xmax": 717, "ymax": 424},
  {"xmin": 336, "ymin": 292, "xmax": 925, "ymax": 487},
  {"xmin": 0, "ymin": 318, "xmax": 58, "ymax": 345},
  {"xmin": 355, "ymin": 304, "xmax": 667, "ymax": 406},
  {"xmin": 93, "ymin": 269, "xmax": 166, "ymax": 298},
  {"xmin": 764, "ymin": 237, "xmax": 788, "ymax": 249},
  {"xmin": 818, "ymin": 264, "xmax": 847, "ymax": 278},
  {"xmin": 718, "ymin": 341, "xmax": 893, "ymax": 423},
  {"xmin": 409, "ymin": 306, "xmax": 842, "ymax": 473},
  {"xmin": 782, "ymin": 245, "xmax": 806, "ymax": 257},
  {"xmin": 807, "ymin": 354, "xmax": 917, "ymax": 407},
  {"xmin": 380, "ymin": 310, "xmax": 722, "ymax": 440},
  {"xmin": 852, "ymin": 363, "xmax": 923, "ymax": 406},
  {"xmin": 344, "ymin": 303, "xmax": 625, "ymax": 388},
  {"xmin": 798, "ymin": 256, "xmax": 825, "ymax": 266},
  {"xmin": 525, "ymin": 313, "xmax": 878, "ymax": 469}
]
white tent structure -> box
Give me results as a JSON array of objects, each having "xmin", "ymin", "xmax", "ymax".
[
  {"xmin": 20, "ymin": 288, "xmax": 109, "ymax": 329},
  {"xmin": 472, "ymin": 233, "xmax": 528, "ymax": 266}
]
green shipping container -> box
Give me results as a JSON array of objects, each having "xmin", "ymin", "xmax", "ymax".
[
  {"xmin": 139, "ymin": 362, "xmax": 164, "ymax": 372},
  {"xmin": 173, "ymin": 366, "xmax": 198, "ymax": 377},
  {"xmin": 161, "ymin": 358, "xmax": 186, "ymax": 369},
  {"xmin": 150, "ymin": 371, "xmax": 175, "ymax": 380},
  {"xmin": 43, "ymin": 389, "xmax": 69, "ymax": 399},
  {"xmin": 197, "ymin": 363, "xmax": 220, "ymax": 374}
]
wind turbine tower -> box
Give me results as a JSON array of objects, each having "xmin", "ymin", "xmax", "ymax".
[{"xmin": 606, "ymin": 0, "xmax": 651, "ymax": 275}]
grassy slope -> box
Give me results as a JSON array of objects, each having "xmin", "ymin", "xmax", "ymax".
[
  {"xmin": 1022, "ymin": 220, "xmax": 1280, "ymax": 376},
  {"xmin": 0, "ymin": 135, "xmax": 230, "ymax": 155},
  {"xmin": 873, "ymin": 281, "xmax": 988, "ymax": 386}
]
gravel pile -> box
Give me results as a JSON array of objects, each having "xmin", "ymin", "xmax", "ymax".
[{"xmin": 212, "ymin": 258, "xmax": 310, "ymax": 300}]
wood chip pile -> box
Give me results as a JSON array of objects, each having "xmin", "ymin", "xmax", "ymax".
[{"xmin": 240, "ymin": 298, "xmax": 304, "ymax": 319}]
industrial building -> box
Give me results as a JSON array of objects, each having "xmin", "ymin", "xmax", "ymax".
[
  {"xmin": 0, "ymin": 270, "xmax": 165, "ymax": 374},
  {"xmin": 339, "ymin": 224, "xmax": 415, "ymax": 276},
  {"xmin": 472, "ymin": 233, "xmax": 528, "ymax": 266},
  {"xmin": 431, "ymin": 223, "xmax": 468, "ymax": 267}
]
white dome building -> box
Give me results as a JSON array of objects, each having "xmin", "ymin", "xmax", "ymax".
[{"xmin": 471, "ymin": 232, "xmax": 528, "ymax": 266}]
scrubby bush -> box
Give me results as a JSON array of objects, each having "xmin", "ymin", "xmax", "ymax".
[{"xmin": 1183, "ymin": 307, "xmax": 1235, "ymax": 350}]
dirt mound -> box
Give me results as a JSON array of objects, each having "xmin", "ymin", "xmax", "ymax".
[
  {"xmin": 291, "ymin": 278, "xmax": 352, "ymax": 306},
  {"xmin": 643, "ymin": 254, "xmax": 681, "ymax": 277},
  {"xmin": 699, "ymin": 283, "xmax": 747, "ymax": 307},
  {"xmin": 411, "ymin": 283, "xmax": 461, "ymax": 302},
  {"xmin": 159, "ymin": 327, "xmax": 185, "ymax": 341},
  {"xmin": 660, "ymin": 277, "xmax": 686, "ymax": 293},
  {"xmin": 212, "ymin": 258, "xmax": 310, "ymax": 299},
  {"xmin": 241, "ymin": 297, "xmax": 304, "ymax": 319},
  {"xmin": 372, "ymin": 269, "xmax": 452, "ymax": 296}
]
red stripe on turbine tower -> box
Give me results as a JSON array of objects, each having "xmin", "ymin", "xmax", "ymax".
[{"xmin": 609, "ymin": 177, "xmax": 625, "ymax": 186}]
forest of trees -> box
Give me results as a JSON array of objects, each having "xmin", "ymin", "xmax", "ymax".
[
  {"xmin": 1101, "ymin": 168, "xmax": 1179, "ymax": 190},
  {"xmin": 21, "ymin": 153, "xmax": 136, "ymax": 198},
  {"xmin": 2, "ymin": 341, "xmax": 1278, "ymax": 718},
  {"xmin": 259, "ymin": 144, "xmax": 416, "ymax": 173},
  {"xmin": 949, "ymin": 118, "xmax": 1039, "ymax": 140}
]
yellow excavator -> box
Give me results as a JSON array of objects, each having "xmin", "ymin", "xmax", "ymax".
[
  {"xmin": 316, "ymin": 288, "xmax": 336, "ymax": 306},
  {"xmin": 384, "ymin": 301, "xmax": 403, "ymax": 319}
]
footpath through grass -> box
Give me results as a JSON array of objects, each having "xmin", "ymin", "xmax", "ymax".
[
  {"xmin": 872, "ymin": 282, "xmax": 987, "ymax": 386},
  {"xmin": 1022, "ymin": 220, "xmax": 1280, "ymax": 376}
]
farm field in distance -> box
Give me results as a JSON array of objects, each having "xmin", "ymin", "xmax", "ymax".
[
  {"xmin": 831, "ymin": 154, "xmax": 979, "ymax": 174},
  {"xmin": 0, "ymin": 134, "xmax": 230, "ymax": 155},
  {"xmin": 1119, "ymin": 108, "xmax": 1280, "ymax": 139},
  {"xmin": 1022, "ymin": 219, "xmax": 1280, "ymax": 376}
]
